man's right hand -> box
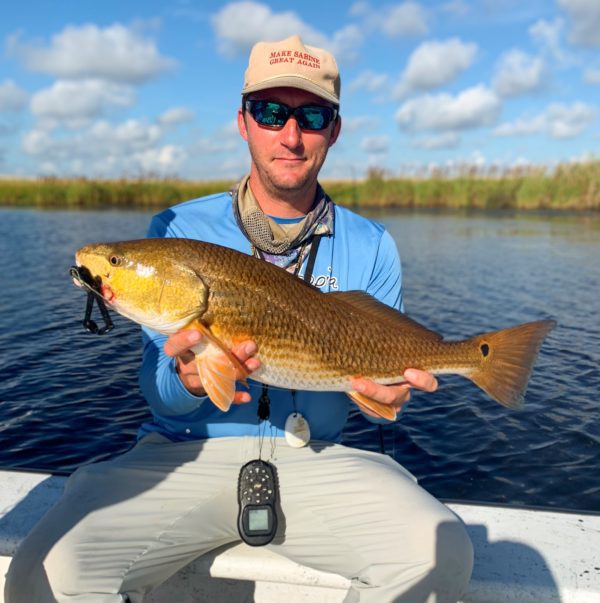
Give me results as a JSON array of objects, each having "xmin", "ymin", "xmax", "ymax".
[{"xmin": 164, "ymin": 329, "xmax": 261, "ymax": 402}]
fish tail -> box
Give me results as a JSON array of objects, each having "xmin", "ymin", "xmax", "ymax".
[{"xmin": 467, "ymin": 319, "xmax": 556, "ymax": 409}]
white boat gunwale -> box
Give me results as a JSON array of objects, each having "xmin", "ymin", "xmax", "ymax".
[{"xmin": 0, "ymin": 468, "xmax": 598, "ymax": 602}]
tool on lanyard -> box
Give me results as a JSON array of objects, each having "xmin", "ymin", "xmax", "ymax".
[
  {"xmin": 237, "ymin": 384, "xmax": 279, "ymax": 545},
  {"xmin": 70, "ymin": 266, "xmax": 114, "ymax": 335}
]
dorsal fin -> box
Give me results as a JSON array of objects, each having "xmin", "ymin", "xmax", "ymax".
[{"xmin": 328, "ymin": 291, "xmax": 442, "ymax": 341}]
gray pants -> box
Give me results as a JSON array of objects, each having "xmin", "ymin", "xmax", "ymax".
[{"xmin": 5, "ymin": 435, "xmax": 473, "ymax": 602}]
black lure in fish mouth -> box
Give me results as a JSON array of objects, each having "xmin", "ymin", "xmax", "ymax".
[{"xmin": 69, "ymin": 265, "xmax": 114, "ymax": 335}]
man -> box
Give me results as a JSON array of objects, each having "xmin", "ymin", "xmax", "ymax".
[{"xmin": 5, "ymin": 35, "xmax": 473, "ymax": 602}]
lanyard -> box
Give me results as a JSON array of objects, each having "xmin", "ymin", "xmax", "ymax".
[
  {"xmin": 302, "ymin": 234, "xmax": 322, "ymax": 284},
  {"xmin": 256, "ymin": 234, "xmax": 323, "ymax": 453}
]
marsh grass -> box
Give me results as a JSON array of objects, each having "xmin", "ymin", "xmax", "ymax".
[
  {"xmin": 0, "ymin": 178, "xmax": 235, "ymax": 209},
  {"xmin": 1, "ymin": 161, "xmax": 598, "ymax": 210},
  {"xmin": 326, "ymin": 162, "xmax": 599, "ymax": 210}
]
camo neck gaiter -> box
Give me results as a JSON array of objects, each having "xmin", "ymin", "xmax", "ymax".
[{"xmin": 232, "ymin": 174, "xmax": 334, "ymax": 271}]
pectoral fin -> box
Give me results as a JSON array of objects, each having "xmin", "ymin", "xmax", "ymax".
[
  {"xmin": 195, "ymin": 344, "xmax": 237, "ymax": 412},
  {"xmin": 347, "ymin": 391, "xmax": 397, "ymax": 421},
  {"xmin": 187, "ymin": 319, "xmax": 250, "ymax": 385}
]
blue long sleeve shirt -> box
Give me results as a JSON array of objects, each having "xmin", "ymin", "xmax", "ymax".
[{"xmin": 138, "ymin": 191, "xmax": 403, "ymax": 443}]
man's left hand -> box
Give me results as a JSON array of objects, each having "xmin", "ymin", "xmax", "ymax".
[{"xmin": 350, "ymin": 369, "xmax": 438, "ymax": 419}]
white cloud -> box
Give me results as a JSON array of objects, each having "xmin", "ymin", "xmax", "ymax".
[
  {"xmin": 411, "ymin": 132, "xmax": 460, "ymax": 149},
  {"xmin": 341, "ymin": 115, "xmax": 379, "ymax": 132},
  {"xmin": 189, "ymin": 121, "xmax": 243, "ymax": 155},
  {"xmin": 90, "ymin": 119, "xmax": 162, "ymax": 148},
  {"xmin": 529, "ymin": 18, "xmax": 574, "ymax": 67},
  {"xmin": 329, "ymin": 25, "xmax": 364, "ymax": 63},
  {"xmin": 30, "ymin": 80, "xmax": 135, "ymax": 124},
  {"xmin": 38, "ymin": 161, "xmax": 58, "ymax": 176},
  {"xmin": 0, "ymin": 80, "xmax": 28, "ymax": 112},
  {"xmin": 349, "ymin": 2, "xmax": 369, "ymax": 16},
  {"xmin": 136, "ymin": 145, "xmax": 187, "ymax": 174},
  {"xmin": 567, "ymin": 150, "xmax": 598, "ymax": 164},
  {"xmin": 396, "ymin": 85, "xmax": 501, "ymax": 132},
  {"xmin": 360, "ymin": 135, "xmax": 389, "ymax": 154},
  {"xmin": 381, "ymin": 2, "xmax": 428, "ymax": 38},
  {"xmin": 192, "ymin": 138, "xmax": 242, "ymax": 156},
  {"xmin": 22, "ymin": 118, "xmax": 185, "ymax": 177},
  {"xmin": 493, "ymin": 50, "xmax": 545, "ymax": 97},
  {"xmin": 494, "ymin": 102, "xmax": 596, "ymax": 139},
  {"xmin": 19, "ymin": 113, "xmax": 249, "ymax": 178},
  {"xmin": 158, "ymin": 107, "xmax": 195, "ymax": 126},
  {"xmin": 537, "ymin": 103, "xmax": 595, "ymax": 138},
  {"xmin": 584, "ymin": 67, "xmax": 600, "ymax": 84},
  {"xmin": 23, "ymin": 120, "xmax": 156, "ymax": 157},
  {"xmin": 558, "ymin": 0, "xmax": 600, "ymax": 47},
  {"xmin": 221, "ymin": 118, "xmax": 242, "ymax": 138},
  {"xmin": 394, "ymin": 38, "xmax": 477, "ymax": 98},
  {"xmin": 22, "ymin": 128, "xmax": 58, "ymax": 156},
  {"xmin": 218, "ymin": 153, "xmax": 252, "ymax": 177},
  {"xmin": 8, "ymin": 23, "xmax": 175, "ymax": 83},
  {"xmin": 440, "ymin": 0, "xmax": 469, "ymax": 17},
  {"xmin": 469, "ymin": 150, "xmax": 486, "ymax": 168},
  {"xmin": 349, "ymin": 1, "xmax": 428, "ymax": 39},
  {"xmin": 212, "ymin": 2, "xmax": 362, "ymax": 63},
  {"xmin": 494, "ymin": 116, "xmax": 545, "ymax": 137},
  {"xmin": 212, "ymin": 2, "xmax": 327, "ymax": 56},
  {"xmin": 423, "ymin": 150, "xmax": 487, "ymax": 176},
  {"xmin": 348, "ymin": 70, "xmax": 389, "ymax": 93}
]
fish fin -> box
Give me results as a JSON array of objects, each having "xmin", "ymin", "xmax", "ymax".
[
  {"xmin": 195, "ymin": 344, "xmax": 236, "ymax": 412},
  {"xmin": 467, "ymin": 319, "xmax": 556, "ymax": 409},
  {"xmin": 347, "ymin": 391, "xmax": 397, "ymax": 421},
  {"xmin": 187, "ymin": 319, "xmax": 250, "ymax": 385},
  {"xmin": 329, "ymin": 291, "xmax": 442, "ymax": 340}
]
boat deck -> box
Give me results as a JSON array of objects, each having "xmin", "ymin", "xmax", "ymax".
[{"xmin": 0, "ymin": 470, "xmax": 598, "ymax": 602}]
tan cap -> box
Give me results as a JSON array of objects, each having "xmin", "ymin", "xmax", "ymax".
[{"xmin": 242, "ymin": 35, "xmax": 340, "ymax": 105}]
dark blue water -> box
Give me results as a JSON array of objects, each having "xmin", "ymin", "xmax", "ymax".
[{"xmin": 0, "ymin": 208, "xmax": 598, "ymax": 512}]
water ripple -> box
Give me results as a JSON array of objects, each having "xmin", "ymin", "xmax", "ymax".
[{"xmin": 0, "ymin": 208, "xmax": 599, "ymax": 511}]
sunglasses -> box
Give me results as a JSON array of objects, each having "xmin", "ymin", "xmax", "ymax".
[{"xmin": 244, "ymin": 99, "xmax": 338, "ymax": 131}]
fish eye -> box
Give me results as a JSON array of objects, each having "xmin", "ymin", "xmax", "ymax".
[{"xmin": 109, "ymin": 255, "xmax": 123, "ymax": 266}]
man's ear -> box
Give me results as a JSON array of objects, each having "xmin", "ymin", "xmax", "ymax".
[
  {"xmin": 238, "ymin": 108, "xmax": 249, "ymax": 141},
  {"xmin": 329, "ymin": 115, "xmax": 342, "ymax": 147}
]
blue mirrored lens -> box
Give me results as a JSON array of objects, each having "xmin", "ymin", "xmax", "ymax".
[
  {"xmin": 256, "ymin": 102, "xmax": 289, "ymax": 126},
  {"xmin": 296, "ymin": 107, "xmax": 334, "ymax": 130}
]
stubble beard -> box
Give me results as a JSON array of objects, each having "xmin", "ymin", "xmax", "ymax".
[
  {"xmin": 261, "ymin": 164, "xmax": 313, "ymax": 196},
  {"xmin": 251, "ymin": 150, "xmax": 326, "ymax": 202}
]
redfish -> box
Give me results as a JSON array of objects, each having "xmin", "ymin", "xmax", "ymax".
[{"xmin": 73, "ymin": 238, "xmax": 555, "ymax": 419}]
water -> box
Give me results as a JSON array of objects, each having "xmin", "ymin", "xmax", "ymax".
[{"xmin": 0, "ymin": 207, "xmax": 598, "ymax": 512}]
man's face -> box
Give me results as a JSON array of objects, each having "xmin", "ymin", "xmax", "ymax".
[{"xmin": 237, "ymin": 87, "xmax": 341, "ymax": 200}]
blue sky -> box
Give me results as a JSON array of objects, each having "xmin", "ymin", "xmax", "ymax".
[{"xmin": 0, "ymin": 0, "xmax": 598, "ymax": 180}]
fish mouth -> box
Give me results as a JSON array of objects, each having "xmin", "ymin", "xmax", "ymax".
[
  {"xmin": 70, "ymin": 265, "xmax": 100, "ymax": 294},
  {"xmin": 101, "ymin": 284, "xmax": 116, "ymax": 303}
]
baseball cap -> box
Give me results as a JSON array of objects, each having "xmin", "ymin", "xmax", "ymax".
[{"xmin": 242, "ymin": 35, "xmax": 340, "ymax": 105}]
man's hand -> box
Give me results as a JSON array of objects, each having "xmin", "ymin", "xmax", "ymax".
[
  {"xmin": 350, "ymin": 368, "xmax": 438, "ymax": 419},
  {"xmin": 164, "ymin": 329, "xmax": 261, "ymax": 403}
]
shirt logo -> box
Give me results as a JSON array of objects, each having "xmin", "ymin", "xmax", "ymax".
[{"xmin": 309, "ymin": 266, "xmax": 338, "ymax": 290}]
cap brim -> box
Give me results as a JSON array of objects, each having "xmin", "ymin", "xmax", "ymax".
[{"xmin": 242, "ymin": 75, "xmax": 339, "ymax": 105}]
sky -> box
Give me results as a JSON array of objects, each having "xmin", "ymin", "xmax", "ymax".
[{"xmin": 0, "ymin": 0, "xmax": 598, "ymax": 180}]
